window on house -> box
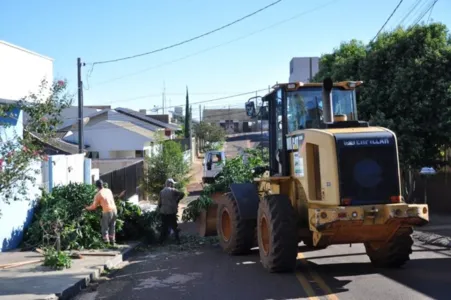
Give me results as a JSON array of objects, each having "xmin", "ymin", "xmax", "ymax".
[
  {"xmin": 87, "ymin": 151, "xmax": 99, "ymax": 159},
  {"xmin": 135, "ymin": 150, "xmax": 144, "ymax": 158}
]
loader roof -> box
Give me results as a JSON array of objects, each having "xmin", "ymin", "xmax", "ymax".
[{"xmin": 272, "ymin": 81, "xmax": 363, "ymax": 91}]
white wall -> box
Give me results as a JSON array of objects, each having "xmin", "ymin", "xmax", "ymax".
[
  {"xmin": 64, "ymin": 121, "xmax": 152, "ymax": 159},
  {"xmin": 49, "ymin": 154, "xmax": 85, "ymax": 188},
  {"xmin": 0, "ymin": 41, "xmax": 53, "ymax": 101},
  {"xmin": 109, "ymin": 150, "xmax": 136, "ymax": 159},
  {"xmin": 289, "ymin": 57, "xmax": 319, "ymax": 83}
]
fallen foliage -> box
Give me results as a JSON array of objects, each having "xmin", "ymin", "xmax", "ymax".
[{"xmin": 22, "ymin": 183, "xmax": 162, "ymax": 251}]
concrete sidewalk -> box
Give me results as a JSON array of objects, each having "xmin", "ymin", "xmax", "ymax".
[{"xmin": 0, "ymin": 242, "xmax": 140, "ymax": 300}]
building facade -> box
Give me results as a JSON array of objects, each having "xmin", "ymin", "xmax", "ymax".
[
  {"xmin": 0, "ymin": 40, "xmax": 54, "ymax": 101},
  {"xmin": 289, "ymin": 57, "xmax": 320, "ymax": 83},
  {"xmin": 202, "ymin": 108, "xmax": 258, "ymax": 133}
]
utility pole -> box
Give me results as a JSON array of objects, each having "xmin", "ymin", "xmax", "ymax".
[
  {"xmin": 161, "ymin": 81, "xmax": 166, "ymax": 115},
  {"xmin": 309, "ymin": 57, "xmax": 313, "ymax": 82},
  {"xmin": 189, "ymin": 105, "xmax": 193, "ymax": 162},
  {"xmin": 228, "ymin": 105, "xmax": 231, "ymax": 133},
  {"xmin": 199, "ymin": 104, "xmax": 201, "ymax": 121},
  {"xmin": 77, "ymin": 58, "xmax": 85, "ymax": 154},
  {"xmin": 258, "ymin": 90, "xmax": 264, "ymax": 157}
]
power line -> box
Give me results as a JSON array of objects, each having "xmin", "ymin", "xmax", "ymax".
[
  {"xmin": 62, "ymin": 110, "xmax": 251, "ymax": 132},
  {"xmin": 371, "ymin": 0, "xmax": 404, "ymax": 43},
  {"xmin": 51, "ymin": 109, "xmax": 249, "ymax": 134},
  {"xmin": 88, "ymin": 0, "xmax": 283, "ymax": 66},
  {"xmin": 395, "ymin": 0, "xmax": 423, "ymax": 28},
  {"xmin": 407, "ymin": 0, "xmax": 431, "ymax": 26},
  {"xmin": 105, "ymin": 88, "xmax": 268, "ymax": 106},
  {"xmin": 412, "ymin": 0, "xmax": 438, "ymax": 26},
  {"xmin": 56, "ymin": 88, "xmax": 269, "ymax": 124},
  {"xmin": 427, "ymin": 0, "xmax": 437, "ymax": 22},
  {"xmin": 87, "ymin": 0, "xmax": 339, "ymax": 88}
]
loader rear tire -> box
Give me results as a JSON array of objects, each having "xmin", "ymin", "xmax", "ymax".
[
  {"xmin": 257, "ymin": 194, "xmax": 298, "ymax": 273},
  {"xmin": 364, "ymin": 230, "xmax": 414, "ymax": 268},
  {"xmin": 217, "ymin": 193, "xmax": 256, "ymax": 255}
]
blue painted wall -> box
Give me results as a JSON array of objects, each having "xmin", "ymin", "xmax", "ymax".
[{"xmin": 0, "ymin": 107, "xmax": 42, "ymax": 252}]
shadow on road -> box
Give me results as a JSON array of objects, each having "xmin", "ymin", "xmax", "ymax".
[
  {"xmin": 69, "ymin": 234, "xmax": 451, "ymax": 300},
  {"xmin": 83, "ymin": 244, "xmax": 310, "ymax": 300},
  {"xmin": 300, "ymin": 246, "xmax": 451, "ymax": 299}
]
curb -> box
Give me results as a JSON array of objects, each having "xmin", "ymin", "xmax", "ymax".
[
  {"xmin": 56, "ymin": 242, "xmax": 141, "ymax": 300},
  {"xmin": 413, "ymin": 229, "xmax": 451, "ymax": 249}
]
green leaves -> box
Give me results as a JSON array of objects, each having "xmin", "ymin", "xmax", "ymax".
[
  {"xmin": 193, "ymin": 121, "xmax": 226, "ymax": 144},
  {"xmin": 181, "ymin": 147, "xmax": 269, "ymax": 222},
  {"xmin": 43, "ymin": 248, "xmax": 72, "ymax": 270},
  {"xmin": 0, "ymin": 78, "xmax": 73, "ymax": 212},
  {"xmin": 142, "ymin": 140, "xmax": 190, "ymax": 198},
  {"xmin": 22, "ymin": 183, "xmax": 162, "ymax": 250},
  {"xmin": 315, "ymin": 22, "xmax": 451, "ymax": 170}
]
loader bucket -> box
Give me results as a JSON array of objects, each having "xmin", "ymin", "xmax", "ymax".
[{"xmin": 196, "ymin": 191, "xmax": 228, "ymax": 237}]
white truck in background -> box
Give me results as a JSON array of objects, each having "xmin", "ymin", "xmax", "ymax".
[{"xmin": 202, "ymin": 150, "xmax": 226, "ymax": 184}]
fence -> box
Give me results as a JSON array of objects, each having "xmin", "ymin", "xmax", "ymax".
[
  {"xmin": 412, "ymin": 170, "xmax": 451, "ymax": 214},
  {"xmin": 100, "ymin": 160, "xmax": 144, "ymax": 201}
]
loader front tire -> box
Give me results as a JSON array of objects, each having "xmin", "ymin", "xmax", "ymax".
[
  {"xmin": 257, "ymin": 194, "xmax": 298, "ymax": 273},
  {"xmin": 364, "ymin": 230, "xmax": 414, "ymax": 268},
  {"xmin": 217, "ymin": 193, "xmax": 256, "ymax": 255}
]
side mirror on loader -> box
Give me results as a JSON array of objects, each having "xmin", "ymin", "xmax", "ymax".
[{"xmin": 245, "ymin": 101, "xmax": 256, "ymax": 117}]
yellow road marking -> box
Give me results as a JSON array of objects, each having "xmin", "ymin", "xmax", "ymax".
[
  {"xmin": 297, "ymin": 252, "xmax": 340, "ymax": 300},
  {"xmin": 296, "ymin": 253, "xmax": 319, "ymax": 300}
]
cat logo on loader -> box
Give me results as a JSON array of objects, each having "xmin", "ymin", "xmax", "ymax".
[{"xmin": 212, "ymin": 78, "xmax": 429, "ymax": 272}]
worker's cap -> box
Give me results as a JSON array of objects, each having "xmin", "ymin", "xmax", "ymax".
[{"xmin": 166, "ymin": 178, "xmax": 177, "ymax": 185}]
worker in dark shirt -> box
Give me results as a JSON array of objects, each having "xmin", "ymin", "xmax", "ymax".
[{"xmin": 158, "ymin": 178, "xmax": 185, "ymax": 244}]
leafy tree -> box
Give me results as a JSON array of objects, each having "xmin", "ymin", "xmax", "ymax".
[
  {"xmin": 184, "ymin": 87, "xmax": 190, "ymax": 138},
  {"xmin": 143, "ymin": 140, "xmax": 190, "ymax": 197},
  {"xmin": 314, "ymin": 22, "xmax": 451, "ymax": 200},
  {"xmin": 182, "ymin": 146, "xmax": 269, "ymax": 222},
  {"xmin": 22, "ymin": 182, "xmax": 161, "ymax": 250},
  {"xmin": 193, "ymin": 121, "xmax": 226, "ymax": 145},
  {"xmin": 359, "ymin": 23, "xmax": 451, "ymax": 171},
  {"xmin": 313, "ymin": 39, "xmax": 366, "ymax": 82},
  {"xmin": 0, "ymin": 79, "xmax": 72, "ymax": 214}
]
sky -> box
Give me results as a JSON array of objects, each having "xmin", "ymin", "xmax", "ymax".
[{"xmin": 1, "ymin": 0, "xmax": 450, "ymax": 121}]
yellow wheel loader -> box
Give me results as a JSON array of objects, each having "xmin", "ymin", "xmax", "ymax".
[{"xmin": 215, "ymin": 78, "xmax": 429, "ymax": 273}]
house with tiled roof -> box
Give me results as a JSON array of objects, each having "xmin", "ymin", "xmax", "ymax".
[{"xmin": 58, "ymin": 106, "xmax": 182, "ymax": 162}]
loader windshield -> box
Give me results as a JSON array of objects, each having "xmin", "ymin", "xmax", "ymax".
[{"xmin": 286, "ymin": 88, "xmax": 357, "ymax": 132}]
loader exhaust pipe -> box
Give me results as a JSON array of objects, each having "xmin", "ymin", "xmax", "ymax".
[{"xmin": 322, "ymin": 77, "xmax": 334, "ymax": 123}]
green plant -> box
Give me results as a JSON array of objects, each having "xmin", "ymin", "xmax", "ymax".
[
  {"xmin": 183, "ymin": 147, "xmax": 269, "ymax": 222},
  {"xmin": 193, "ymin": 121, "xmax": 226, "ymax": 148},
  {"xmin": 0, "ymin": 79, "xmax": 72, "ymax": 215},
  {"xmin": 22, "ymin": 183, "xmax": 162, "ymax": 250},
  {"xmin": 312, "ymin": 22, "xmax": 451, "ymax": 200},
  {"xmin": 43, "ymin": 247, "xmax": 72, "ymax": 270},
  {"xmin": 142, "ymin": 140, "xmax": 190, "ymax": 198},
  {"xmin": 182, "ymin": 195, "xmax": 213, "ymax": 222}
]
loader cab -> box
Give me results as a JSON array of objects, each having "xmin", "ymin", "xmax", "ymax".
[{"xmin": 245, "ymin": 80, "xmax": 363, "ymax": 176}]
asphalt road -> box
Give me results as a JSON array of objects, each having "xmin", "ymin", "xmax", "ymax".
[
  {"xmin": 75, "ymin": 134, "xmax": 450, "ymax": 299},
  {"xmin": 74, "ymin": 233, "xmax": 451, "ymax": 300}
]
